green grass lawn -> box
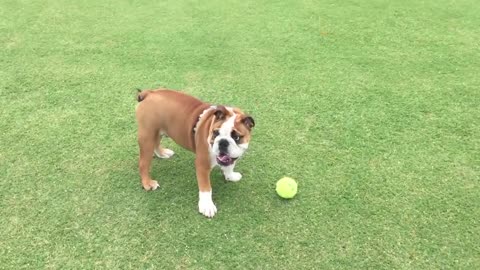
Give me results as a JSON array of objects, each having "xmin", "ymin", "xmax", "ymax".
[{"xmin": 1, "ymin": 0, "xmax": 479, "ymax": 268}]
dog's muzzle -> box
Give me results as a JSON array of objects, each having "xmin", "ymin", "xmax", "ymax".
[{"xmin": 216, "ymin": 153, "xmax": 237, "ymax": 166}]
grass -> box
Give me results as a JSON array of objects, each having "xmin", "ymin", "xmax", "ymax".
[{"xmin": 1, "ymin": 0, "xmax": 479, "ymax": 268}]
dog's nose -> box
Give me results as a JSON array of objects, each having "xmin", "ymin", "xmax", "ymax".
[{"xmin": 219, "ymin": 139, "xmax": 229, "ymax": 152}]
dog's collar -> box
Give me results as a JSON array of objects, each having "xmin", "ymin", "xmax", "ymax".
[{"xmin": 192, "ymin": 105, "xmax": 217, "ymax": 134}]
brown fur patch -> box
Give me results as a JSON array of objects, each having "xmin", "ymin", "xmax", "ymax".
[{"xmin": 233, "ymin": 115, "xmax": 252, "ymax": 144}]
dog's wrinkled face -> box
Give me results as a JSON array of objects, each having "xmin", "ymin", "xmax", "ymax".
[{"xmin": 208, "ymin": 106, "xmax": 255, "ymax": 167}]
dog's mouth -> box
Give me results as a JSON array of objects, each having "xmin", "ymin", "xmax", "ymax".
[{"xmin": 216, "ymin": 153, "xmax": 237, "ymax": 166}]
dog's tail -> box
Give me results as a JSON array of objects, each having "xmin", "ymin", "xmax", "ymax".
[{"xmin": 136, "ymin": 88, "xmax": 150, "ymax": 102}]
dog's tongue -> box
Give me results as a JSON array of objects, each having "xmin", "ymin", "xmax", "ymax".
[{"xmin": 218, "ymin": 153, "xmax": 232, "ymax": 163}]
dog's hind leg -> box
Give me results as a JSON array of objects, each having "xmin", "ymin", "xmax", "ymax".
[
  {"xmin": 138, "ymin": 128, "xmax": 160, "ymax": 191},
  {"xmin": 153, "ymin": 132, "xmax": 175, "ymax": 159}
]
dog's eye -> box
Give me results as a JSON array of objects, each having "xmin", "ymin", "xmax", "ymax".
[
  {"xmin": 213, "ymin": 130, "xmax": 220, "ymax": 138},
  {"xmin": 231, "ymin": 132, "xmax": 242, "ymax": 142}
]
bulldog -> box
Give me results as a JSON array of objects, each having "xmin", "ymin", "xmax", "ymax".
[{"xmin": 135, "ymin": 89, "xmax": 255, "ymax": 218}]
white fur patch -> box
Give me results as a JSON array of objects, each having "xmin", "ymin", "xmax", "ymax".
[
  {"xmin": 154, "ymin": 148, "xmax": 175, "ymax": 159},
  {"xmin": 198, "ymin": 191, "xmax": 217, "ymax": 218},
  {"xmin": 222, "ymin": 164, "xmax": 242, "ymax": 182},
  {"xmin": 238, "ymin": 143, "xmax": 249, "ymax": 150},
  {"xmin": 218, "ymin": 107, "xmax": 236, "ymax": 136}
]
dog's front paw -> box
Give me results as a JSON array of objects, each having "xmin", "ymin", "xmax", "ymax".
[
  {"xmin": 198, "ymin": 191, "xmax": 217, "ymax": 218},
  {"xmin": 154, "ymin": 148, "xmax": 175, "ymax": 159},
  {"xmin": 225, "ymin": 172, "xmax": 242, "ymax": 182},
  {"xmin": 199, "ymin": 201, "xmax": 217, "ymax": 218},
  {"xmin": 142, "ymin": 179, "xmax": 159, "ymax": 191}
]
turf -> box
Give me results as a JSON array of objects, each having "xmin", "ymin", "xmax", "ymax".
[{"xmin": 1, "ymin": 0, "xmax": 479, "ymax": 269}]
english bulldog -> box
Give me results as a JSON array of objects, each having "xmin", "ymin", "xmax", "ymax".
[{"xmin": 135, "ymin": 89, "xmax": 255, "ymax": 218}]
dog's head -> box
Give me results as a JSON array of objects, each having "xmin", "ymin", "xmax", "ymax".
[{"xmin": 208, "ymin": 106, "xmax": 255, "ymax": 167}]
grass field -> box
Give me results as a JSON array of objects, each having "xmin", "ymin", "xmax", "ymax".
[{"xmin": 1, "ymin": 0, "xmax": 479, "ymax": 269}]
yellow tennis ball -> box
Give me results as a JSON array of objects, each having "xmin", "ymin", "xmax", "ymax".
[{"xmin": 276, "ymin": 177, "xmax": 298, "ymax": 199}]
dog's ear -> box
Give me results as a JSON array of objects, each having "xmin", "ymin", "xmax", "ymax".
[
  {"xmin": 242, "ymin": 115, "xmax": 255, "ymax": 130},
  {"xmin": 214, "ymin": 106, "xmax": 228, "ymax": 120}
]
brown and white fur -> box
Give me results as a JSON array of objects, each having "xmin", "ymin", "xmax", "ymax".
[{"xmin": 135, "ymin": 89, "xmax": 255, "ymax": 218}]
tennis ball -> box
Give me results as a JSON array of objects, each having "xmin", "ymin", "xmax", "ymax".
[{"xmin": 276, "ymin": 177, "xmax": 298, "ymax": 199}]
